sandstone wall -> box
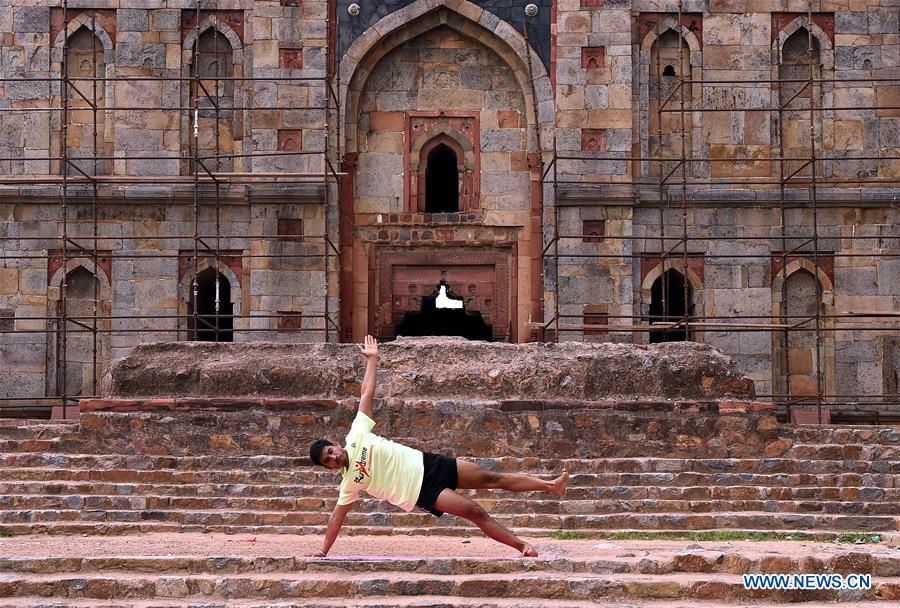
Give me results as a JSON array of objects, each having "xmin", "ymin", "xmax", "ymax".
[{"xmin": 0, "ymin": 1, "xmax": 897, "ymax": 412}]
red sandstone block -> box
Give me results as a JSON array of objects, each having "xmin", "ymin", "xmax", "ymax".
[
  {"xmin": 718, "ymin": 401, "xmax": 750, "ymax": 414},
  {"xmin": 262, "ymin": 398, "xmax": 338, "ymax": 410}
]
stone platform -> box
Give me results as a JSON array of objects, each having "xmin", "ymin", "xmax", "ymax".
[
  {"xmin": 99, "ymin": 339, "xmax": 755, "ymax": 402},
  {"xmin": 77, "ymin": 339, "xmax": 774, "ymax": 459},
  {"xmin": 1, "ymin": 533, "xmax": 898, "ymax": 606}
]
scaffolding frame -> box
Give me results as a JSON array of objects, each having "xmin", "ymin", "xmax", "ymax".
[
  {"xmin": 1, "ymin": 0, "xmax": 342, "ymax": 416},
  {"xmin": 0, "ymin": 2, "xmax": 897, "ymax": 422},
  {"xmin": 536, "ymin": 3, "xmax": 899, "ymax": 423}
]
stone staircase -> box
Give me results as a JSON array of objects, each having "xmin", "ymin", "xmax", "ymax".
[
  {"xmin": 0, "ymin": 533, "xmax": 899, "ymax": 606},
  {"xmin": 1, "ymin": 420, "xmax": 898, "ymax": 537},
  {"xmin": 2, "ymin": 419, "xmax": 900, "ymax": 605}
]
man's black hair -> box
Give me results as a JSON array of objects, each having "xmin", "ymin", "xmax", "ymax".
[{"xmin": 309, "ymin": 438, "xmax": 334, "ymax": 466}]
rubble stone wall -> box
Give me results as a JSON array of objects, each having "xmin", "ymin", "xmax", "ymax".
[
  {"xmin": 99, "ymin": 338, "xmax": 754, "ymax": 401},
  {"xmin": 74, "ymin": 396, "xmax": 782, "ymax": 459}
]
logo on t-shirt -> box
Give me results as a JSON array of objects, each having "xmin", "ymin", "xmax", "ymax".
[{"xmin": 353, "ymin": 445, "xmax": 371, "ymax": 483}]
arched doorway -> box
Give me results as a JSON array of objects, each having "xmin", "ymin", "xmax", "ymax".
[
  {"xmin": 56, "ymin": 266, "xmax": 100, "ymax": 395},
  {"xmin": 188, "ymin": 267, "xmax": 233, "ymax": 342},
  {"xmin": 649, "ymin": 268, "xmax": 690, "ymax": 343},
  {"xmin": 425, "ymin": 144, "xmax": 459, "ymax": 212}
]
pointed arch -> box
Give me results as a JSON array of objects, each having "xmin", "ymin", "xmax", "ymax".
[
  {"xmin": 177, "ymin": 258, "xmax": 244, "ymax": 341},
  {"xmin": 180, "ymin": 17, "xmax": 246, "ymax": 175},
  {"xmin": 771, "ymin": 258, "xmax": 836, "ymax": 403},
  {"xmin": 340, "ymin": 0, "xmax": 554, "ymax": 155},
  {"xmin": 638, "ymin": 19, "xmax": 704, "ymax": 179},
  {"xmin": 407, "ymin": 125, "xmax": 478, "ymax": 212},
  {"xmin": 640, "ymin": 259, "xmax": 705, "ymax": 344},
  {"xmin": 770, "ymin": 16, "xmax": 834, "ymax": 179},
  {"xmin": 46, "ymin": 259, "xmax": 112, "ymax": 401},
  {"xmin": 52, "ymin": 13, "xmax": 114, "ymax": 56},
  {"xmin": 181, "ymin": 16, "xmax": 244, "ymax": 60},
  {"xmin": 773, "ymin": 17, "xmax": 833, "ymax": 67},
  {"xmin": 50, "ymin": 15, "xmax": 116, "ymax": 176}
]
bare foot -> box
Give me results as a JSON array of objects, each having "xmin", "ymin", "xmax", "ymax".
[
  {"xmin": 551, "ymin": 469, "xmax": 569, "ymax": 497},
  {"xmin": 520, "ymin": 542, "xmax": 538, "ymax": 557}
]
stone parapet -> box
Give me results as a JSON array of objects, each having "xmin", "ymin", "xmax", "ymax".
[
  {"xmin": 99, "ymin": 338, "xmax": 756, "ymax": 401},
  {"xmin": 75, "ymin": 395, "xmax": 779, "ymax": 459}
]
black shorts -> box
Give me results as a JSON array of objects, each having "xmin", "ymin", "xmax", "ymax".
[{"xmin": 415, "ymin": 452, "xmax": 458, "ymax": 517}]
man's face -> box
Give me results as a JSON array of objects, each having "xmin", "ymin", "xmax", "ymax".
[{"xmin": 320, "ymin": 444, "xmax": 348, "ymax": 469}]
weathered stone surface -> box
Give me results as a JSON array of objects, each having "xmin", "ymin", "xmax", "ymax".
[{"xmin": 101, "ymin": 338, "xmax": 754, "ymax": 401}]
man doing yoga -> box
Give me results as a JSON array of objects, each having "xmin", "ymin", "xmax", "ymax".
[{"xmin": 306, "ymin": 335, "xmax": 568, "ymax": 558}]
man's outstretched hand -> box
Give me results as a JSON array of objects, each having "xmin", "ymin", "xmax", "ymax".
[{"xmin": 358, "ymin": 334, "xmax": 378, "ymax": 359}]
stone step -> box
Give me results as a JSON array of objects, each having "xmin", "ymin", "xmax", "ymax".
[
  {"xmin": 0, "ymin": 425, "xmax": 76, "ymax": 441},
  {"xmin": 0, "ymin": 440, "xmax": 59, "ymax": 453},
  {"xmin": 3, "ymin": 494, "xmax": 899, "ymax": 517},
  {"xmin": 0, "ymin": 570, "xmax": 896, "ymax": 602},
  {"xmin": 1, "ymin": 548, "xmax": 897, "ymax": 577},
  {"xmin": 785, "ymin": 426, "xmax": 900, "ymax": 446},
  {"xmin": 2, "ymin": 481, "xmax": 896, "ymax": 502},
  {"xmin": 0, "ymin": 441, "xmax": 871, "ymax": 461},
  {"xmin": 785, "ymin": 444, "xmax": 900, "ymax": 461},
  {"xmin": 0, "ymin": 599, "xmax": 896, "ymax": 608},
  {"xmin": 2, "ymin": 508, "xmax": 897, "ymax": 532},
  {"xmin": 2, "ymin": 520, "xmax": 889, "ymax": 538},
  {"xmin": 4, "ymin": 467, "xmax": 898, "ymax": 494},
  {"xmin": 4, "ymin": 453, "xmax": 898, "ymax": 477}
]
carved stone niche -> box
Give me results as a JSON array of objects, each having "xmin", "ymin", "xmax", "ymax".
[
  {"xmin": 277, "ymin": 129, "xmax": 302, "ymax": 151},
  {"xmin": 404, "ymin": 112, "xmax": 480, "ymax": 214},
  {"xmin": 581, "ymin": 47, "xmax": 605, "ymax": 69},
  {"xmin": 581, "ymin": 129, "xmax": 606, "ymax": 152},
  {"xmin": 276, "ymin": 311, "xmax": 302, "ymax": 332}
]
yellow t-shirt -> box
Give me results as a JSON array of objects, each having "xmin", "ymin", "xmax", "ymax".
[{"xmin": 337, "ymin": 411, "xmax": 424, "ymax": 512}]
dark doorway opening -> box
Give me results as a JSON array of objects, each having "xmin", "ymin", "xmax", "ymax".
[
  {"xmin": 188, "ymin": 267, "xmax": 234, "ymax": 342},
  {"xmin": 396, "ymin": 283, "xmax": 492, "ymax": 341},
  {"xmin": 425, "ymin": 144, "xmax": 459, "ymax": 213},
  {"xmin": 649, "ymin": 268, "xmax": 689, "ymax": 343}
]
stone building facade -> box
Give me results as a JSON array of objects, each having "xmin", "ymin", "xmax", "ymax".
[{"xmin": 0, "ymin": 0, "xmax": 897, "ymax": 413}]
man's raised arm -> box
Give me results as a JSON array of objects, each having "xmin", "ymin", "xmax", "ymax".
[{"xmin": 357, "ymin": 335, "xmax": 378, "ymax": 419}]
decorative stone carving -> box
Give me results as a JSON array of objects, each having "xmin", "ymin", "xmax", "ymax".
[
  {"xmin": 279, "ymin": 48, "xmax": 303, "ymax": 69},
  {"xmin": 581, "ymin": 47, "xmax": 605, "ymax": 69},
  {"xmin": 277, "ymin": 129, "xmax": 303, "ymax": 152},
  {"xmin": 277, "ymin": 218, "xmax": 304, "ymax": 242},
  {"xmin": 581, "ymin": 129, "xmax": 605, "ymax": 153}
]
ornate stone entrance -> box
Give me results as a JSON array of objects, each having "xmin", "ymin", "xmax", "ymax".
[{"xmin": 372, "ymin": 248, "xmax": 512, "ymax": 341}]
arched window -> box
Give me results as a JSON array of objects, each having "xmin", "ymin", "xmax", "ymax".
[
  {"xmin": 425, "ymin": 143, "xmax": 459, "ymax": 213},
  {"xmin": 649, "ymin": 268, "xmax": 690, "ymax": 343},
  {"xmin": 778, "ymin": 28, "xmax": 822, "ymax": 178},
  {"xmin": 782, "ymin": 269, "xmax": 821, "ymax": 398},
  {"xmin": 189, "ymin": 28, "xmax": 236, "ymax": 173},
  {"xmin": 64, "ymin": 26, "xmax": 107, "ymax": 176},
  {"xmin": 188, "ymin": 267, "xmax": 234, "ymax": 342},
  {"xmin": 647, "ymin": 29, "xmax": 695, "ymax": 178},
  {"xmin": 56, "ymin": 266, "xmax": 100, "ymax": 395}
]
